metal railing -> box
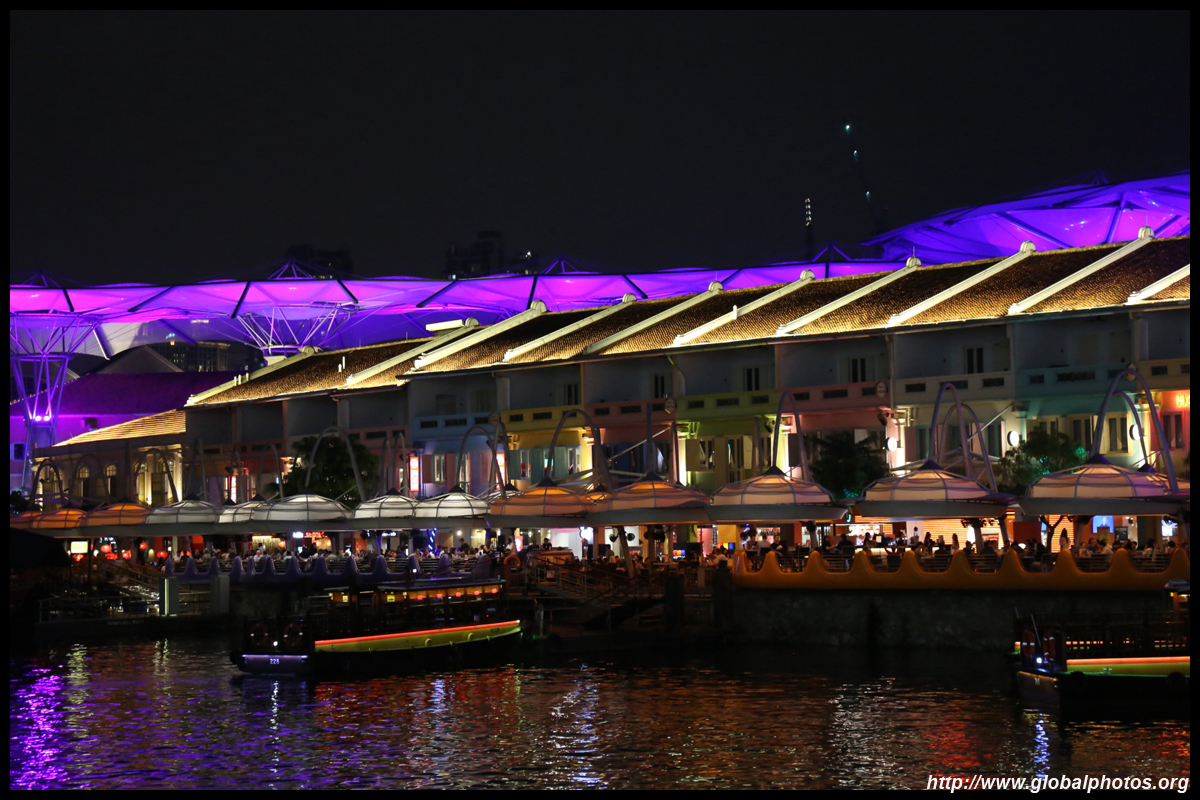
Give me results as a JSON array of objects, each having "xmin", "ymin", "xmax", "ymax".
[{"xmin": 744, "ymin": 549, "xmax": 1184, "ymax": 577}]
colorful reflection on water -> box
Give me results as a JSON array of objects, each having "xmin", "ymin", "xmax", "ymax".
[{"xmin": 9, "ymin": 638, "xmax": 1191, "ymax": 789}]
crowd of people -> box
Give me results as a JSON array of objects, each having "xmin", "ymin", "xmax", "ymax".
[{"xmin": 135, "ymin": 528, "xmax": 1187, "ymax": 577}]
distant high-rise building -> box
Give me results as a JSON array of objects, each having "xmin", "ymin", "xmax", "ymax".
[
  {"xmin": 445, "ymin": 231, "xmax": 537, "ymax": 278},
  {"xmin": 146, "ymin": 341, "xmax": 264, "ymax": 373}
]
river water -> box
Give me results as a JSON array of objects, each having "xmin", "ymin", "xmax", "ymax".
[{"xmin": 9, "ymin": 636, "xmax": 1190, "ymax": 790}]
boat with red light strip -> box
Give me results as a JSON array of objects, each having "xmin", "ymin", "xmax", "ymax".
[
  {"xmin": 233, "ymin": 576, "xmax": 522, "ymax": 675},
  {"xmin": 1012, "ymin": 581, "xmax": 1190, "ymax": 712}
]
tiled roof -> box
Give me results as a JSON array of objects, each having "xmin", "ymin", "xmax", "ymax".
[
  {"xmin": 418, "ymin": 309, "xmax": 597, "ymax": 372},
  {"xmin": 507, "ymin": 296, "xmax": 684, "ymax": 363},
  {"xmin": 594, "ymin": 284, "xmax": 783, "ymax": 355},
  {"xmin": 1147, "ymin": 273, "xmax": 1190, "ymax": 301},
  {"xmin": 10, "ymin": 372, "xmax": 237, "ymax": 417},
  {"xmin": 1025, "ymin": 237, "xmax": 1191, "ymax": 314},
  {"xmin": 693, "ymin": 273, "xmax": 880, "ymax": 344},
  {"xmin": 196, "ymin": 339, "xmax": 431, "ymax": 404},
  {"xmin": 801, "ymin": 259, "xmax": 1000, "ymax": 335},
  {"xmin": 905, "ymin": 245, "xmax": 1122, "ymax": 326},
  {"xmin": 57, "ymin": 410, "xmax": 186, "ymax": 446}
]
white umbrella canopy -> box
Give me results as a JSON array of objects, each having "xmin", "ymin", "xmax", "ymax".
[
  {"xmin": 218, "ymin": 494, "xmax": 271, "ymax": 524},
  {"xmin": 250, "ymin": 493, "xmax": 349, "ymax": 522},
  {"xmin": 1019, "ymin": 455, "xmax": 1189, "ymax": 516},
  {"xmin": 353, "ymin": 489, "xmax": 419, "ymax": 520},
  {"xmin": 853, "ymin": 460, "xmax": 1011, "ymax": 519},
  {"xmin": 413, "ymin": 485, "xmax": 490, "ymax": 519},
  {"xmin": 145, "ymin": 494, "xmax": 221, "ymax": 525},
  {"xmin": 709, "ymin": 466, "xmax": 846, "ymax": 522}
]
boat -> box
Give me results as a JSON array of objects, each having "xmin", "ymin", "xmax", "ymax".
[
  {"xmin": 1012, "ymin": 580, "xmax": 1190, "ymax": 713},
  {"xmin": 232, "ymin": 572, "xmax": 522, "ymax": 676}
]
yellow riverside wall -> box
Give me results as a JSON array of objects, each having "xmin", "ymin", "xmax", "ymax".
[{"xmin": 732, "ymin": 548, "xmax": 1190, "ymax": 591}]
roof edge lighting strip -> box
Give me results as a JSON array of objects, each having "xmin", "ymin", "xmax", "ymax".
[
  {"xmin": 776, "ymin": 259, "xmax": 921, "ymax": 336},
  {"xmin": 345, "ymin": 320, "xmax": 479, "ymax": 385},
  {"xmin": 886, "ymin": 241, "xmax": 1036, "ymax": 327},
  {"xmin": 674, "ymin": 271, "xmax": 816, "ymax": 346},
  {"xmin": 1126, "ymin": 264, "xmax": 1191, "ymax": 305},
  {"xmin": 413, "ymin": 302, "xmax": 547, "ymax": 369},
  {"xmin": 583, "ymin": 282, "xmax": 724, "ymax": 355},
  {"xmin": 1008, "ymin": 227, "xmax": 1155, "ymax": 315},
  {"xmin": 504, "ymin": 294, "xmax": 637, "ymax": 361}
]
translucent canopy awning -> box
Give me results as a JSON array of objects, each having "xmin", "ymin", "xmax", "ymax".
[
  {"xmin": 853, "ymin": 461, "xmax": 1011, "ymax": 519},
  {"xmin": 145, "ymin": 496, "xmax": 221, "ymax": 525},
  {"xmin": 489, "ymin": 479, "xmax": 593, "ymax": 527},
  {"xmin": 82, "ymin": 501, "xmax": 150, "ymax": 527},
  {"xmin": 250, "ymin": 494, "xmax": 349, "ymax": 522},
  {"xmin": 413, "ymin": 487, "xmax": 490, "ymax": 522},
  {"xmin": 709, "ymin": 466, "xmax": 845, "ymax": 522},
  {"xmin": 218, "ymin": 495, "xmax": 271, "ymax": 524},
  {"xmin": 1019, "ymin": 456, "xmax": 1189, "ymax": 516},
  {"xmin": 10, "ymin": 511, "xmax": 40, "ymax": 529},
  {"xmin": 353, "ymin": 490, "xmax": 419, "ymax": 521},
  {"xmin": 31, "ymin": 507, "xmax": 88, "ymax": 529},
  {"xmin": 590, "ymin": 474, "xmax": 711, "ymax": 525}
]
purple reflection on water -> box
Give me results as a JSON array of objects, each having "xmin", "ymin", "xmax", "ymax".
[{"xmin": 8, "ymin": 638, "xmax": 1191, "ymax": 789}]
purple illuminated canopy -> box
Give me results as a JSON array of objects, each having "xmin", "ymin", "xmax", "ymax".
[
  {"xmin": 10, "ymin": 258, "xmax": 901, "ymax": 357},
  {"xmin": 865, "ymin": 171, "xmax": 1190, "ymax": 264},
  {"xmin": 10, "ymin": 171, "xmax": 1189, "ymax": 359}
]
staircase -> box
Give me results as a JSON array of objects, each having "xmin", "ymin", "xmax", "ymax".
[{"xmin": 528, "ymin": 561, "xmax": 664, "ymax": 630}]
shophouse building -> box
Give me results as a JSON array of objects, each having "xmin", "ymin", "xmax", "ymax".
[{"xmin": 32, "ymin": 233, "xmax": 1190, "ymax": 553}]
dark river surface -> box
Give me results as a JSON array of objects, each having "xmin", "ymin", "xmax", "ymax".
[{"xmin": 9, "ymin": 636, "xmax": 1191, "ymax": 789}]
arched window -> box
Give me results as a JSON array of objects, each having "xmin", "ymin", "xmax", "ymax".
[
  {"xmin": 104, "ymin": 464, "xmax": 119, "ymax": 498},
  {"xmin": 74, "ymin": 466, "xmax": 91, "ymax": 500}
]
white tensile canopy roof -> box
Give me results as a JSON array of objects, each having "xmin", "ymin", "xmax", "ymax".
[
  {"xmin": 413, "ymin": 486, "xmax": 490, "ymax": 519},
  {"xmin": 590, "ymin": 474, "xmax": 711, "ymax": 525},
  {"xmin": 218, "ymin": 494, "xmax": 272, "ymax": 524},
  {"xmin": 353, "ymin": 489, "xmax": 419, "ymax": 520},
  {"xmin": 145, "ymin": 495, "xmax": 221, "ymax": 525},
  {"xmin": 1020, "ymin": 456, "xmax": 1189, "ymax": 516},
  {"xmin": 853, "ymin": 461, "xmax": 1010, "ymax": 520},
  {"xmin": 250, "ymin": 494, "xmax": 349, "ymax": 522},
  {"xmin": 709, "ymin": 466, "xmax": 845, "ymax": 522}
]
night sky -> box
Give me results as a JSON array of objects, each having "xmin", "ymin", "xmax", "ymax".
[{"xmin": 9, "ymin": 11, "xmax": 1191, "ymax": 285}]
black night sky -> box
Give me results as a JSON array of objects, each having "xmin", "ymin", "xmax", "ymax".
[{"xmin": 9, "ymin": 11, "xmax": 1191, "ymax": 285}]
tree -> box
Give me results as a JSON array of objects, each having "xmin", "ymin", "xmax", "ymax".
[
  {"xmin": 807, "ymin": 431, "xmax": 890, "ymax": 499},
  {"xmin": 282, "ymin": 435, "xmax": 378, "ymax": 507},
  {"xmin": 995, "ymin": 428, "xmax": 1086, "ymax": 494}
]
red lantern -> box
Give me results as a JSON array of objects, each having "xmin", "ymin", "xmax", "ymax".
[
  {"xmin": 138, "ymin": 541, "xmax": 148, "ymax": 550},
  {"xmin": 100, "ymin": 543, "xmax": 113, "ymax": 554},
  {"xmin": 72, "ymin": 553, "xmax": 84, "ymax": 562},
  {"xmin": 105, "ymin": 552, "xmax": 118, "ymax": 560},
  {"xmin": 157, "ymin": 550, "xmax": 169, "ymax": 559},
  {"xmin": 278, "ymin": 540, "xmax": 287, "ymax": 550},
  {"xmin": 121, "ymin": 550, "xmax": 132, "ymax": 560}
]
